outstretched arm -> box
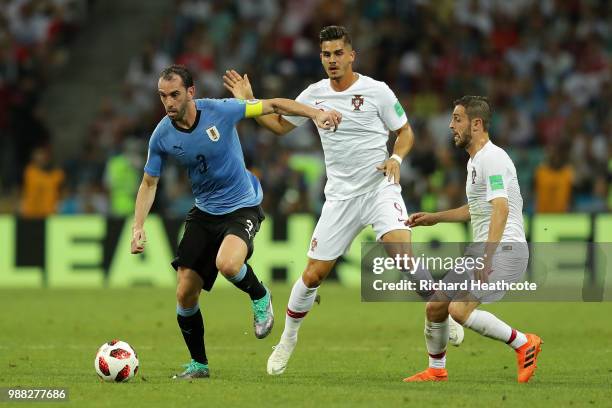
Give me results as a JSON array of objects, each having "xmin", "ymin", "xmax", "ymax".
[
  {"xmin": 223, "ymin": 70, "xmax": 301, "ymax": 135},
  {"xmin": 259, "ymin": 98, "xmax": 341, "ymax": 130},
  {"xmin": 256, "ymin": 111, "xmax": 297, "ymax": 135},
  {"xmin": 407, "ymin": 204, "xmax": 471, "ymax": 227}
]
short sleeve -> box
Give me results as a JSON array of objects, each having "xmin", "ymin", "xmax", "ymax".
[
  {"xmin": 377, "ymin": 84, "xmax": 407, "ymax": 132},
  {"xmin": 216, "ymin": 98, "xmax": 247, "ymax": 124},
  {"xmin": 144, "ymin": 126, "xmax": 166, "ymax": 177},
  {"xmin": 482, "ymin": 153, "xmax": 510, "ymax": 202},
  {"xmin": 282, "ymin": 88, "xmax": 311, "ymax": 127}
]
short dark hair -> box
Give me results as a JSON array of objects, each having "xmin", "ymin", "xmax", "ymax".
[
  {"xmin": 159, "ymin": 64, "xmax": 194, "ymax": 88},
  {"xmin": 453, "ymin": 96, "xmax": 492, "ymax": 131},
  {"xmin": 319, "ymin": 25, "xmax": 352, "ymax": 47}
]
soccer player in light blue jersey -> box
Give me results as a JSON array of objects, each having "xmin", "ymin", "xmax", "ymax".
[{"xmin": 130, "ymin": 65, "xmax": 341, "ymax": 379}]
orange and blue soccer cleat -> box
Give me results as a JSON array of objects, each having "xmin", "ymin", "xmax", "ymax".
[
  {"xmin": 515, "ymin": 333, "xmax": 543, "ymax": 383},
  {"xmin": 403, "ymin": 367, "xmax": 448, "ymax": 382}
]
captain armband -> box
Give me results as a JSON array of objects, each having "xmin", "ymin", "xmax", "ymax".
[{"xmin": 244, "ymin": 99, "xmax": 263, "ymax": 118}]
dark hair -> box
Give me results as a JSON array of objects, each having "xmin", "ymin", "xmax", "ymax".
[
  {"xmin": 453, "ymin": 96, "xmax": 491, "ymax": 131},
  {"xmin": 319, "ymin": 25, "xmax": 352, "ymax": 47},
  {"xmin": 159, "ymin": 64, "xmax": 194, "ymax": 88}
]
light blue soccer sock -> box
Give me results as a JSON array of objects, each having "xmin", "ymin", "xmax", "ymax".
[
  {"xmin": 226, "ymin": 264, "xmax": 247, "ymax": 283},
  {"xmin": 176, "ymin": 303, "xmax": 200, "ymax": 317}
]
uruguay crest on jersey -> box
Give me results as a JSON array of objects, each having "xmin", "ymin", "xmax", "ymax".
[{"xmin": 206, "ymin": 125, "xmax": 220, "ymax": 142}]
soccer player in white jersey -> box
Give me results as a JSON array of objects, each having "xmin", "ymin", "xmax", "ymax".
[
  {"xmin": 403, "ymin": 96, "xmax": 542, "ymax": 383},
  {"xmin": 223, "ymin": 25, "xmax": 463, "ymax": 375}
]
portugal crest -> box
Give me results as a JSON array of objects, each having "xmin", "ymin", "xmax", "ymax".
[
  {"xmin": 310, "ymin": 238, "xmax": 318, "ymax": 252},
  {"xmin": 351, "ymin": 95, "xmax": 364, "ymax": 111}
]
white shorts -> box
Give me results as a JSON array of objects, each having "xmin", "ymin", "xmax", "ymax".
[
  {"xmin": 442, "ymin": 243, "xmax": 530, "ymax": 303},
  {"xmin": 307, "ymin": 183, "xmax": 411, "ymax": 261},
  {"xmin": 471, "ymin": 255, "xmax": 529, "ymax": 303}
]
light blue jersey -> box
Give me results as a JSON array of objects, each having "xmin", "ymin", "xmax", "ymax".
[{"xmin": 144, "ymin": 98, "xmax": 263, "ymax": 215}]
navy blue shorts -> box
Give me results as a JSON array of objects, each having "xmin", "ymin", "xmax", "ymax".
[{"xmin": 171, "ymin": 205, "xmax": 264, "ymax": 291}]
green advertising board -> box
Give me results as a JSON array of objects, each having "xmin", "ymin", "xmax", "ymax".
[{"xmin": 0, "ymin": 214, "xmax": 610, "ymax": 288}]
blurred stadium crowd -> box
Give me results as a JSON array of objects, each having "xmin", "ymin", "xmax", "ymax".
[{"xmin": 1, "ymin": 0, "xmax": 611, "ymax": 219}]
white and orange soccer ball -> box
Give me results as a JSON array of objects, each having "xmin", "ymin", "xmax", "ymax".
[{"xmin": 94, "ymin": 340, "xmax": 139, "ymax": 382}]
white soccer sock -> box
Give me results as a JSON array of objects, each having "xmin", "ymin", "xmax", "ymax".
[
  {"xmin": 464, "ymin": 310, "xmax": 527, "ymax": 349},
  {"xmin": 280, "ymin": 278, "xmax": 318, "ymax": 343},
  {"xmin": 507, "ymin": 329, "xmax": 528, "ymax": 349},
  {"xmin": 425, "ymin": 317, "xmax": 449, "ymax": 369}
]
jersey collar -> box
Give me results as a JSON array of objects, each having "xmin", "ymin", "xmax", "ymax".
[
  {"xmin": 171, "ymin": 109, "xmax": 201, "ymax": 133},
  {"xmin": 327, "ymin": 73, "xmax": 362, "ymax": 93},
  {"xmin": 471, "ymin": 140, "xmax": 492, "ymax": 162}
]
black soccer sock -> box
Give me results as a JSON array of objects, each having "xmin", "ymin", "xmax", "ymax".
[
  {"xmin": 227, "ymin": 263, "xmax": 266, "ymax": 300},
  {"xmin": 176, "ymin": 305, "xmax": 207, "ymax": 365}
]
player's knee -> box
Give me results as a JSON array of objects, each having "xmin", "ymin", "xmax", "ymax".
[
  {"xmin": 448, "ymin": 302, "xmax": 470, "ymax": 325},
  {"xmin": 381, "ymin": 229, "xmax": 411, "ymax": 243},
  {"xmin": 215, "ymin": 256, "xmax": 241, "ymax": 278},
  {"xmin": 176, "ymin": 286, "xmax": 199, "ymax": 308},
  {"xmin": 425, "ymin": 301, "xmax": 448, "ymax": 322},
  {"xmin": 302, "ymin": 268, "xmax": 324, "ymax": 288}
]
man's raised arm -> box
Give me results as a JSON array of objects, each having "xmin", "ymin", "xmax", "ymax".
[{"xmin": 224, "ymin": 70, "xmax": 306, "ymax": 135}]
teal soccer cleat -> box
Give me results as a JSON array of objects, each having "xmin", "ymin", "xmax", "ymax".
[
  {"xmin": 171, "ymin": 360, "xmax": 210, "ymax": 380},
  {"xmin": 252, "ymin": 286, "xmax": 274, "ymax": 339}
]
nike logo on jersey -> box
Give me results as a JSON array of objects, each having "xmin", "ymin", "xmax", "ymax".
[{"xmin": 315, "ymin": 100, "xmax": 326, "ymax": 105}]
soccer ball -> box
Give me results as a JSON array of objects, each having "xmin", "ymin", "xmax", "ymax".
[{"xmin": 94, "ymin": 340, "xmax": 139, "ymax": 382}]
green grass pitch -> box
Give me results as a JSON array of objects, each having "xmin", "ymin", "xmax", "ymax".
[{"xmin": 1, "ymin": 285, "xmax": 611, "ymax": 407}]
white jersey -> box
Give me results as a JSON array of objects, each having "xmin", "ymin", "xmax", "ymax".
[
  {"xmin": 466, "ymin": 141, "xmax": 526, "ymax": 243},
  {"xmin": 282, "ymin": 74, "xmax": 407, "ymax": 200}
]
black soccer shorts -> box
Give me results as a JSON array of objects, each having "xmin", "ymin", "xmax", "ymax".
[{"xmin": 171, "ymin": 205, "xmax": 265, "ymax": 291}]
